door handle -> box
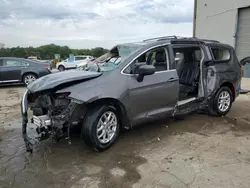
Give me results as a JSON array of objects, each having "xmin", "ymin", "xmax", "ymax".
[
  {"xmin": 21, "ymin": 67, "xmax": 27, "ymax": 69},
  {"xmin": 167, "ymin": 78, "xmax": 179, "ymax": 82}
]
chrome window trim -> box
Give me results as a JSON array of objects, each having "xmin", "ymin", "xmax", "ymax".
[
  {"xmin": 121, "ymin": 69, "xmax": 177, "ymax": 77},
  {"xmin": 121, "ymin": 43, "xmax": 170, "ymax": 76}
]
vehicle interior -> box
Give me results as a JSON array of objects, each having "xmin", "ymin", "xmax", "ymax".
[
  {"xmin": 174, "ymin": 47, "xmax": 203, "ymax": 102},
  {"xmin": 129, "ymin": 47, "xmax": 168, "ymax": 74}
]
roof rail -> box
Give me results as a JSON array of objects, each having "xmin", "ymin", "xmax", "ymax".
[
  {"xmin": 174, "ymin": 37, "xmax": 220, "ymax": 43},
  {"xmin": 170, "ymin": 37, "xmax": 220, "ymax": 44},
  {"xmin": 143, "ymin": 36, "xmax": 220, "ymax": 44},
  {"xmin": 143, "ymin": 36, "xmax": 178, "ymax": 42},
  {"xmin": 199, "ymin": 39, "xmax": 220, "ymax": 43}
]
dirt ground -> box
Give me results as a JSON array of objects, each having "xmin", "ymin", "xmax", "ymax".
[{"xmin": 1, "ymin": 79, "xmax": 250, "ymax": 188}]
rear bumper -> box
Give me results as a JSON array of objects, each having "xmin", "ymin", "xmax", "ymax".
[{"xmin": 37, "ymin": 69, "xmax": 51, "ymax": 78}]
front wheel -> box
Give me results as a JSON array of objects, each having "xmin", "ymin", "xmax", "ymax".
[
  {"xmin": 81, "ymin": 105, "xmax": 120, "ymax": 152},
  {"xmin": 208, "ymin": 86, "xmax": 233, "ymax": 116}
]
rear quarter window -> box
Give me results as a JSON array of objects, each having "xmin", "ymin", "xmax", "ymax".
[
  {"xmin": 210, "ymin": 47, "xmax": 231, "ymax": 61},
  {"xmin": 22, "ymin": 61, "xmax": 29, "ymax": 66}
]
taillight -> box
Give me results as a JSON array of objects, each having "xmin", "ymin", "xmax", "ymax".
[{"xmin": 44, "ymin": 66, "xmax": 49, "ymax": 69}]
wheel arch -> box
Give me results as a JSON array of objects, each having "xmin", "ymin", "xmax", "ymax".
[
  {"xmin": 87, "ymin": 98, "xmax": 131, "ymax": 130},
  {"xmin": 57, "ymin": 64, "xmax": 65, "ymax": 70},
  {"xmin": 22, "ymin": 72, "xmax": 38, "ymax": 82},
  {"xmin": 220, "ymin": 82, "xmax": 236, "ymax": 101}
]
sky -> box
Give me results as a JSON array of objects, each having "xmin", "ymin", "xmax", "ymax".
[{"xmin": 0, "ymin": 0, "xmax": 194, "ymax": 49}]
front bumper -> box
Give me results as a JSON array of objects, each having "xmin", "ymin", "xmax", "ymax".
[
  {"xmin": 21, "ymin": 90, "xmax": 52, "ymax": 153},
  {"xmin": 21, "ymin": 90, "xmax": 80, "ymax": 153}
]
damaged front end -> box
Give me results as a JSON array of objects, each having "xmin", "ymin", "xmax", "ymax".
[{"xmin": 21, "ymin": 89, "xmax": 85, "ymax": 153}]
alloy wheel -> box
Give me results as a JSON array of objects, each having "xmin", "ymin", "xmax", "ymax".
[
  {"xmin": 218, "ymin": 90, "xmax": 231, "ymax": 112},
  {"xmin": 96, "ymin": 111, "xmax": 118, "ymax": 144},
  {"xmin": 24, "ymin": 75, "xmax": 36, "ymax": 85}
]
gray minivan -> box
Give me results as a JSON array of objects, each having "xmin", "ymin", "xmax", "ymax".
[{"xmin": 21, "ymin": 36, "xmax": 242, "ymax": 153}]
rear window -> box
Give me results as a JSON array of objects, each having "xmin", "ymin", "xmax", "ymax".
[{"xmin": 211, "ymin": 47, "xmax": 231, "ymax": 61}]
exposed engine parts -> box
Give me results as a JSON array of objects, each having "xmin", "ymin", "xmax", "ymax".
[{"xmin": 22, "ymin": 92, "xmax": 80, "ymax": 153}]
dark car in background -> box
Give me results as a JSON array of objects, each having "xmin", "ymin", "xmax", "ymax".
[{"xmin": 0, "ymin": 57, "xmax": 51, "ymax": 85}]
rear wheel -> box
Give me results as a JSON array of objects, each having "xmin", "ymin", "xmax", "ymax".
[
  {"xmin": 208, "ymin": 86, "xmax": 233, "ymax": 116},
  {"xmin": 23, "ymin": 73, "xmax": 37, "ymax": 85},
  {"xmin": 58, "ymin": 65, "xmax": 65, "ymax": 71},
  {"xmin": 81, "ymin": 105, "xmax": 120, "ymax": 151}
]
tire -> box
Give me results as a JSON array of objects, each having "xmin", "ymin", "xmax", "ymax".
[
  {"xmin": 81, "ymin": 105, "xmax": 120, "ymax": 152},
  {"xmin": 22, "ymin": 73, "xmax": 37, "ymax": 86},
  {"xmin": 208, "ymin": 86, "xmax": 233, "ymax": 116},
  {"xmin": 58, "ymin": 65, "xmax": 65, "ymax": 71}
]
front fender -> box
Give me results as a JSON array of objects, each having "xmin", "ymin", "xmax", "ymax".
[
  {"xmin": 56, "ymin": 78, "xmax": 129, "ymax": 104},
  {"xmin": 69, "ymin": 85, "xmax": 128, "ymax": 103}
]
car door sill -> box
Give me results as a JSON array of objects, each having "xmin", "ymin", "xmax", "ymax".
[
  {"xmin": 177, "ymin": 97, "xmax": 197, "ymax": 106},
  {"xmin": 2, "ymin": 80, "xmax": 19, "ymax": 83}
]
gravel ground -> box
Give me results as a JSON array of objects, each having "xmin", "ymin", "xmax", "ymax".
[{"xmin": 0, "ymin": 79, "xmax": 250, "ymax": 188}]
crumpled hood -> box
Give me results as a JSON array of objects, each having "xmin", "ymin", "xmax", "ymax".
[{"xmin": 27, "ymin": 70, "xmax": 102, "ymax": 93}]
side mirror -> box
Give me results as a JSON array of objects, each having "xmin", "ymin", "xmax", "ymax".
[
  {"xmin": 240, "ymin": 56, "xmax": 250, "ymax": 66},
  {"xmin": 137, "ymin": 65, "xmax": 155, "ymax": 82}
]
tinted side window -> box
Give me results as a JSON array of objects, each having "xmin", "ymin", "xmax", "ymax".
[
  {"xmin": 211, "ymin": 47, "xmax": 230, "ymax": 61},
  {"xmin": 123, "ymin": 47, "xmax": 169, "ymax": 74},
  {"xmin": 0, "ymin": 59, "xmax": 3, "ymax": 66},
  {"xmin": 4, "ymin": 60, "xmax": 23, "ymax": 66}
]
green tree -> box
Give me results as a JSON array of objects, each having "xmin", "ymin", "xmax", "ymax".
[
  {"xmin": 91, "ymin": 47, "xmax": 108, "ymax": 57},
  {"xmin": 0, "ymin": 44, "xmax": 109, "ymax": 59},
  {"xmin": 11, "ymin": 46, "xmax": 27, "ymax": 58}
]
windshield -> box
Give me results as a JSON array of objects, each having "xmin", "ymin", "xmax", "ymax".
[{"xmin": 81, "ymin": 43, "xmax": 142, "ymax": 72}]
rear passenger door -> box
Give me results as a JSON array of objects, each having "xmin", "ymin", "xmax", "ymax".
[
  {"xmin": 122, "ymin": 46, "xmax": 179, "ymax": 124},
  {"xmin": 1, "ymin": 59, "xmax": 25, "ymax": 82}
]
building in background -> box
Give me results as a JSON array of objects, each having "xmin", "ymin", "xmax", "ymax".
[{"xmin": 193, "ymin": 0, "xmax": 250, "ymax": 78}]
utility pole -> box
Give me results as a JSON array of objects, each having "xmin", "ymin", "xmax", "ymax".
[{"xmin": 193, "ymin": 0, "xmax": 197, "ymax": 37}]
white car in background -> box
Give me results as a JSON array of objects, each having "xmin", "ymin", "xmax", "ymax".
[
  {"xmin": 76, "ymin": 53, "xmax": 111, "ymax": 69},
  {"xmin": 56, "ymin": 55, "xmax": 93, "ymax": 71}
]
